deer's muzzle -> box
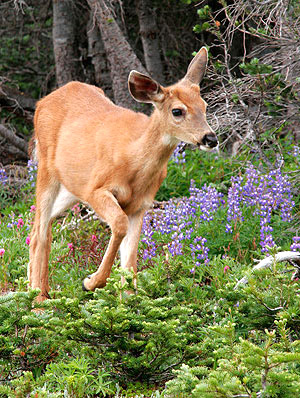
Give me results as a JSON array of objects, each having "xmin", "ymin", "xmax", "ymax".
[{"xmin": 202, "ymin": 133, "xmax": 218, "ymax": 148}]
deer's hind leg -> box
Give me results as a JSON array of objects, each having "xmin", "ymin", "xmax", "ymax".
[
  {"xmin": 29, "ymin": 165, "xmax": 77, "ymax": 301},
  {"xmin": 28, "ymin": 164, "xmax": 59, "ymax": 300}
]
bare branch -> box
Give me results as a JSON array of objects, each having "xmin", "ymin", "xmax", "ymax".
[
  {"xmin": 234, "ymin": 251, "xmax": 300, "ymax": 289},
  {"xmin": 0, "ymin": 83, "xmax": 36, "ymax": 113},
  {"xmin": 0, "ymin": 123, "xmax": 28, "ymax": 158}
]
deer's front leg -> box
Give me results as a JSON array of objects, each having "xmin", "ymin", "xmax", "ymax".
[
  {"xmin": 83, "ymin": 190, "xmax": 128, "ymax": 291},
  {"xmin": 119, "ymin": 211, "xmax": 145, "ymax": 287}
]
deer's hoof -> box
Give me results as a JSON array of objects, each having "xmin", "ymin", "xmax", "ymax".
[{"xmin": 82, "ymin": 275, "xmax": 92, "ymax": 291}]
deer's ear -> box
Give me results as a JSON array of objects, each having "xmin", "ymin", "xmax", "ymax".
[
  {"xmin": 128, "ymin": 71, "xmax": 164, "ymax": 103},
  {"xmin": 184, "ymin": 47, "xmax": 208, "ymax": 85}
]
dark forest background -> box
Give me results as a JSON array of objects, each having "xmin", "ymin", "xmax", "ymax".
[{"xmin": 0, "ymin": 0, "xmax": 299, "ymax": 165}]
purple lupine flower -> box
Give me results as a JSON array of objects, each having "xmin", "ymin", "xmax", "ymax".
[
  {"xmin": 226, "ymin": 164, "xmax": 295, "ymax": 252},
  {"xmin": 172, "ymin": 142, "xmax": 186, "ymax": 164},
  {"xmin": 141, "ymin": 213, "xmax": 157, "ymax": 261},
  {"xmin": 0, "ymin": 168, "xmax": 8, "ymax": 185},
  {"xmin": 141, "ymin": 162, "xmax": 295, "ymax": 262},
  {"xmin": 226, "ymin": 175, "xmax": 243, "ymax": 231},
  {"xmin": 27, "ymin": 160, "xmax": 38, "ymax": 187},
  {"xmin": 190, "ymin": 236, "xmax": 210, "ymax": 266},
  {"xmin": 291, "ymin": 145, "xmax": 300, "ymax": 159},
  {"xmin": 189, "ymin": 181, "xmax": 223, "ymax": 222},
  {"xmin": 291, "ymin": 237, "xmax": 300, "ymax": 252},
  {"xmin": 168, "ymin": 235, "xmax": 183, "ymax": 257}
]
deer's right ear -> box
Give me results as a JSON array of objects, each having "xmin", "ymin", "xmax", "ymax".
[
  {"xmin": 184, "ymin": 47, "xmax": 208, "ymax": 85},
  {"xmin": 128, "ymin": 71, "xmax": 164, "ymax": 104}
]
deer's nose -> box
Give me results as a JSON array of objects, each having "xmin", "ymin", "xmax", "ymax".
[{"xmin": 202, "ymin": 133, "xmax": 218, "ymax": 148}]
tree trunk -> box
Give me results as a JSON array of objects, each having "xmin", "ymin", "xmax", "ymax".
[
  {"xmin": 87, "ymin": 10, "xmax": 113, "ymax": 99},
  {"xmin": 87, "ymin": 0, "xmax": 147, "ymax": 109},
  {"xmin": 136, "ymin": 0, "xmax": 164, "ymax": 83},
  {"xmin": 52, "ymin": 0, "xmax": 79, "ymax": 87}
]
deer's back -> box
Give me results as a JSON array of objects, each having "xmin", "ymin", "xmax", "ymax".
[{"xmin": 33, "ymin": 81, "xmax": 151, "ymax": 206}]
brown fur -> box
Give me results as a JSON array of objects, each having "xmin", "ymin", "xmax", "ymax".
[{"xmin": 28, "ymin": 48, "xmax": 217, "ymax": 301}]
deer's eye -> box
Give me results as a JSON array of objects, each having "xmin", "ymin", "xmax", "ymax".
[{"xmin": 172, "ymin": 108, "xmax": 183, "ymax": 117}]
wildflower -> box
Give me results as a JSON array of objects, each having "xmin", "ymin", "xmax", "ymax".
[
  {"xmin": 27, "ymin": 160, "xmax": 38, "ymax": 187},
  {"xmin": 0, "ymin": 168, "xmax": 8, "ymax": 185},
  {"xmin": 190, "ymin": 267, "xmax": 195, "ymax": 274},
  {"xmin": 72, "ymin": 203, "xmax": 80, "ymax": 215},
  {"xmin": 17, "ymin": 218, "xmax": 24, "ymax": 229},
  {"xmin": 226, "ymin": 175, "xmax": 243, "ymax": 231},
  {"xmin": 168, "ymin": 234, "xmax": 183, "ymax": 256},
  {"xmin": 0, "ymin": 248, "xmax": 5, "ymax": 257},
  {"xmin": 226, "ymin": 165, "xmax": 294, "ymax": 252},
  {"xmin": 26, "ymin": 236, "xmax": 30, "ymax": 245},
  {"xmin": 141, "ymin": 162, "xmax": 295, "ymax": 263},
  {"xmin": 224, "ymin": 265, "xmax": 230, "ymax": 273},
  {"xmin": 91, "ymin": 234, "xmax": 97, "ymax": 242},
  {"xmin": 141, "ymin": 214, "xmax": 157, "ymax": 261},
  {"xmin": 291, "ymin": 145, "xmax": 300, "ymax": 159},
  {"xmin": 67, "ymin": 243, "xmax": 74, "ymax": 250},
  {"xmin": 30, "ymin": 205, "xmax": 36, "ymax": 212},
  {"xmin": 225, "ymin": 223, "xmax": 233, "ymax": 233},
  {"xmin": 291, "ymin": 236, "xmax": 300, "ymax": 252},
  {"xmin": 172, "ymin": 142, "xmax": 186, "ymax": 164},
  {"xmin": 190, "ymin": 236, "xmax": 210, "ymax": 266}
]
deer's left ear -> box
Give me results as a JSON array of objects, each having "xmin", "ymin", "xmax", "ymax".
[
  {"xmin": 128, "ymin": 71, "xmax": 165, "ymax": 104},
  {"xmin": 184, "ymin": 47, "xmax": 208, "ymax": 85}
]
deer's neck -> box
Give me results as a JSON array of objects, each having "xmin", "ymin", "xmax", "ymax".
[{"xmin": 137, "ymin": 109, "xmax": 178, "ymax": 165}]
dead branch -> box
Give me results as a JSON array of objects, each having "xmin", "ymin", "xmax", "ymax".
[
  {"xmin": 234, "ymin": 251, "xmax": 300, "ymax": 289},
  {"xmin": 0, "ymin": 124, "xmax": 28, "ymax": 158},
  {"xmin": 200, "ymin": 0, "xmax": 300, "ymax": 157},
  {"xmin": 0, "ymin": 83, "xmax": 36, "ymax": 114}
]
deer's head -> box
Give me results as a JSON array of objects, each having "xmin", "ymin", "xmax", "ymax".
[{"xmin": 128, "ymin": 47, "xmax": 218, "ymax": 151}]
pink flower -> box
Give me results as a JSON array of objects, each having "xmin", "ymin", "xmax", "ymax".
[
  {"xmin": 17, "ymin": 218, "xmax": 24, "ymax": 229},
  {"xmin": 67, "ymin": 243, "xmax": 74, "ymax": 250},
  {"xmin": 224, "ymin": 265, "xmax": 230, "ymax": 274},
  {"xmin": 0, "ymin": 248, "xmax": 5, "ymax": 257},
  {"xmin": 30, "ymin": 205, "xmax": 36, "ymax": 212},
  {"xmin": 72, "ymin": 203, "xmax": 80, "ymax": 215},
  {"xmin": 91, "ymin": 234, "xmax": 97, "ymax": 242},
  {"xmin": 26, "ymin": 236, "xmax": 30, "ymax": 245}
]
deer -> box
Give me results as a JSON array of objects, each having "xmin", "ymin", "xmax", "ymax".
[{"xmin": 28, "ymin": 47, "xmax": 218, "ymax": 302}]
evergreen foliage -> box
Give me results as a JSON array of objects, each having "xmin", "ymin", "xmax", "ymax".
[
  {"xmin": 1, "ymin": 244, "xmax": 300, "ymax": 396},
  {"xmin": 1, "ymin": 138, "xmax": 300, "ymax": 396}
]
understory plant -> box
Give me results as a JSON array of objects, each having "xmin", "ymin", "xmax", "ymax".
[{"xmin": 0, "ymin": 139, "xmax": 299, "ymax": 397}]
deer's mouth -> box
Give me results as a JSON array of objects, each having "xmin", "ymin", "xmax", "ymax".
[
  {"xmin": 196, "ymin": 132, "xmax": 219, "ymax": 152},
  {"xmin": 198, "ymin": 143, "xmax": 220, "ymax": 153}
]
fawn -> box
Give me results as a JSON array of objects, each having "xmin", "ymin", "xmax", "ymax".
[{"xmin": 28, "ymin": 47, "xmax": 218, "ymax": 301}]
